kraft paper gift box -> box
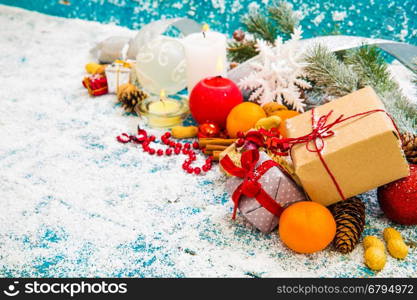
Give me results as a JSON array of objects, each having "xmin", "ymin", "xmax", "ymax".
[
  {"xmin": 105, "ymin": 62, "xmax": 131, "ymax": 94},
  {"xmin": 225, "ymin": 151, "xmax": 306, "ymax": 233},
  {"xmin": 285, "ymin": 86, "xmax": 409, "ymax": 207}
]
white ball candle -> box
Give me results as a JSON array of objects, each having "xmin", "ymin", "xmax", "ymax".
[{"xmin": 183, "ymin": 28, "xmax": 227, "ymax": 93}]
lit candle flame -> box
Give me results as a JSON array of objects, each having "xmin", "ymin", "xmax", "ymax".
[
  {"xmin": 216, "ymin": 56, "xmax": 224, "ymax": 74},
  {"xmin": 160, "ymin": 89, "xmax": 167, "ymax": 102},
  {"xmin": 202, "ymin": 24, "xmax": 209, "ymax": 38}
]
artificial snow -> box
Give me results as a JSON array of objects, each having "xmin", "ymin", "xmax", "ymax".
[{"xmin": 0, "ymin": 5, "xmax": 416, "ymax": 278}]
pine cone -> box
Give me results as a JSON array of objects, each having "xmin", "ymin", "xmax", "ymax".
[
  {"xmin": 329, "ymin": 197, "xmax": 365, "ymax": 254},
  {"xmin": 117, "ymin": 83, "xmax": 148, "ymax": 113},
  {"xmin": 401, "ymin": 132, "xmax": 417, "ymax": 164}
]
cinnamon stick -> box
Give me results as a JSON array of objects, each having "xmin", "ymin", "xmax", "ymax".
[
  {"xmin": 212, "ymin": 151, "xmax": 221, "ymax": 161},
  {"xmin": 203, "ymin": 149, "xmax": 213, "ymax": 155},
  {"xmin": 203, "ymin": 149, "xmax": 223, "ymax": 159},
  {"xmin": 205, "ymin": 144, "xmax": 228, "ymax": 151},
  {"xmin": 198, "ymin": 138, "xmax": 236, "ymax": 147}
]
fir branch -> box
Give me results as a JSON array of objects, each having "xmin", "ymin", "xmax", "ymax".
[
  {"xmin": 268, "ymin": 1, "xmax": 300, "ymax": 37},
  {"xmin": 413, "ymin": 59, "xmax": 417, "ymax": 90},
  {"xmin": 344, "ymin": 45, "xmax": 397, "ymax": 93},
  {"xmin": 242, "ymin": 12, "xmax": 277, "ymax": 44},
  {"xmin": 343, "ymin": 46, "xmax": 416, "ymax": 133},
  {"xmin": 380, "ymin": 89, "xmax": 417, "ymax": 134},
  {"xmin": 304, "ymin": 44, "xmax": 360, "ymax": 97},
  {"xmin": 227, "ymin": 40, "xmax": 259, "ymax": 63},
  {"xmin": 304, "ymin": 44, "xmax": 416, "ymax": 133}
]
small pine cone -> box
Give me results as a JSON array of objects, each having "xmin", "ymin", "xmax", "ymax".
[
  {"xmin": 233, "ymin": 29, "xmax": 245, "ymax": 42},
  {"xmin": 230, "ymin": 62, "xmax": 239, "ymax": 69},
  {"xmin": 401, "ymin": 132, "xmax": 417, "ymax": 164},
  {"xmin": 329, "ymin": 197, "xmax": 366, "ymax": 254},
  {"xmin": 117, "ymin": 83, "xmax": 148, "ymax": 113}
]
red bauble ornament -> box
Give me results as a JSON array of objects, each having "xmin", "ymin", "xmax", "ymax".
[
  {"xmin": 198, "ymin": 122, "xmax": 221, "ymax": 138},
  {"xmin": 189, "ymin": 76, "xmax": 243, "ymax": 128},
  {"xmin": 378, "ymin": 164, "xmax": 417, "ymax": 225}
]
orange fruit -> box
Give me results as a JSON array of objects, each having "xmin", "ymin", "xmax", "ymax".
[
  {"xmin": 268, "ymin": 110, "xmax": 300, "ymax": 137},
  {"xmin": 226, "ymin": 102, "xmax": 266, "ymax": 138},
  {"xmin": 278, "ymin": 201, "xmax": 336, "ymax": 254}
]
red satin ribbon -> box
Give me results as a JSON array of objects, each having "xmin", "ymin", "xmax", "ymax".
[
  {"xmin": 261, "ymin": 108, "xmax": 401, "ymax": 201},
  {"xmin": 220, "ymin": 149, "xmax": 284, "ymax": 219}
]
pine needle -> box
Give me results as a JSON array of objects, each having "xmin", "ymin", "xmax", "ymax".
[
  {"xmin": 344, "ymin": 46, "xmax": 416, "ymax": 133},
  {"xmin": 304, "ymin": 44, "xmax": 360, "ymax": 97},
  {"xmin": 380, "ymin": 89, "xmax": 417, "ymax": 134},
  {"xmin": 242, "ymin": 12, "xmax": 277, "ymax": 44},
  {"xmin": 304, "ymin": 44, "xmax": 417, "ymax": 134},
  {"xmin": 268, "ymin": 1, "xmax": 300, "ymax": 37},
  {"xmin": 227, "ymin": 40, "xmax": 259, "ymax": 63},
  {"xmin": 344, "ymin": 46, "xmax": 397, "ymax": 93}
]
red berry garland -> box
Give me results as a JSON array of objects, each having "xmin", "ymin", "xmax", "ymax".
[{"xmin": 116, "ymin": 127, "xmax": 213, "ymax": 175}]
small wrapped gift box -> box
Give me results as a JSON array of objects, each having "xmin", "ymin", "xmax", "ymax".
[
  {"xmin": 82, "ymin": 74, "xmax": 108, "ymax": 96},
  {"xmin": 105, "ymin": 62, "xmax": 131, "ymax": 94},
  {"xmin": 221, "ymin": 150, "xmax": 306, "ymax": 233},
  {"xmin": 285, "ymin": 87, "xmax": 409, "ymax": 206}
]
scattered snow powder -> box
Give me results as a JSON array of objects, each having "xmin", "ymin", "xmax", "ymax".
[
  {"xmin": 0, "ymin": 5, "xmax": 415, "ymax": 278},
  {"xmin": 332, "ymin": 11, "xmax": 347, "ymax": 22}
]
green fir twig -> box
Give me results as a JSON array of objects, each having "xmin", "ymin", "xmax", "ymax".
[
  {"xmin": 242, "ymin": 12, "xmax": 277, "ymax": 44},
  {"xmin": 268, "ymin": 1, "xmax": 300, "ymax": 37},
  {"xmin": 380, "ymin": 89, "xmax": 417, "ymax": 134},
  {"xmin": 304, "ymin": 44, "xmax": 360, "ymax": 97},
  {"xmin": 227, "ymin": 40, "xmax": 259, "ymax": 63},
  {"xmin": 345, "ymin": 46, "xmax": 397, "ymax": 93},
  {"xmin": 304, "ymin": 44, "xmax": 417, "ymax": 133}
]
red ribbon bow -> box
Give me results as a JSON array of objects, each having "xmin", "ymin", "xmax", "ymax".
[{"xmin": 220, "ymin": 150, "xmax": 284, "ymax": 219}]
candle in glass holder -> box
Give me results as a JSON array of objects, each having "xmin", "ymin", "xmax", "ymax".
[
  {"xmin": 137, "ymin": 90, "xmax": 189, "ymax": 128},
  {"xmin": 183, "ymin": 24, "xmax": 227, "ymax": 93}
]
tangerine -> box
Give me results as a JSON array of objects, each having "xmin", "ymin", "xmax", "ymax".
[
  {"xmin": 226, "ymin": 102, "xmax": 266, "ymax": 138},
  {"xmin": 278, "ymin": 201, "xmax": 336, "ymax": 254}
]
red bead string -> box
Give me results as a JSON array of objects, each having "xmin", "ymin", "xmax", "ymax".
[{"xmin": 117, "ymin": 127, "xmax": 213, "ymax": 175}]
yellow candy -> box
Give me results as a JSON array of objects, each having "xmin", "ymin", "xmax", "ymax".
[
  {"xmin": 262, "ymin": 102, "xmax": 288, "ymax": 116},
  {"xmin": 363, "ymin": 235, "xmax": 387, "ymax": 271},
  {"xmin": 364, "ymin": 247, "xmax": 386, "ymax": 271},
  {"xmin": 363, "ymin": 236, "xmax": 384, "ymax": 250},
  {"xmin": 387, "ymin": 239, "xmax": 408, "ymax": 259},
  {"xmin": 171, "ymin": 126, "xmax": 198, "ymax": 139},
  {"xmin": 383, "ymin": 227, "xmax": 408, "ymax": 259},
  {"xmin": 255, "ymin": 116, "xmax": 281, "ymax": 130},
  {"xmin": 85, "ymin": 62, "xmax": 105, "ymax": 74},
  {"xmin": 383, "ymin": 227, "xmax": 402, "ymax": 242}
]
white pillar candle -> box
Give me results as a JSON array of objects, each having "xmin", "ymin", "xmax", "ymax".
[{"xmin": 183, "ymin": 30, "xmax": 227, "ymax": 93}]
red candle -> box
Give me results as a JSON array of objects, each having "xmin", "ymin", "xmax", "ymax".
[{"xmin": 189, "ymin": 76, "xmax": 243, "ymax": 128}]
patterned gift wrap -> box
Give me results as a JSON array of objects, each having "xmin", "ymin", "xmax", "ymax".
[{"xmin": 224, "ymin": 151, "xmax": 306, "ymax": 233}]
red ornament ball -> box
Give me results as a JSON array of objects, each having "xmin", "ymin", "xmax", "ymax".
[
  {"xmin": 189, "ymin": 76, "xmax": 243, "ymax": 128},
  {"xmin": 378, "ymin": 164, "xmax": 417, "ymax": 225},
  {"xmin": 198, "ymin": 122, "xmax": 221, "ymax": 138}
]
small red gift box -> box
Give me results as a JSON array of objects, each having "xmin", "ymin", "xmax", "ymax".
[{"xmin": 82, "ymin": 74, "xmax": 108, "ymax": 96}]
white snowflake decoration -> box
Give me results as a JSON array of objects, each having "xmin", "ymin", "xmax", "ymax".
[{"xmin": 239, "ymin": 27, "xmax": 311, "ymax": 112}]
